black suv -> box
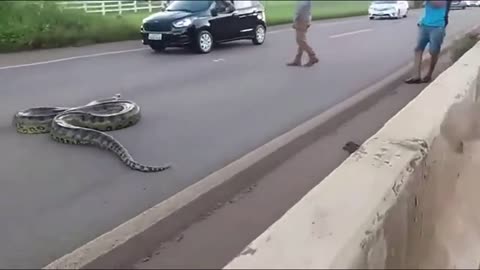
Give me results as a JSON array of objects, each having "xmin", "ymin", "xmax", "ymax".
[{"xmin": 141, "ymin": 0, "xmax": 267, "ymax": 53}]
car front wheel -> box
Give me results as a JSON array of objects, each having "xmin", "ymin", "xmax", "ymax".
[
  {"xmin": 252, "ymin": 24, "xmax": 266, "ymax": 45},
  {"xmin": 194, "ymin": 30, "xmax": 213, "ymax": 54}
]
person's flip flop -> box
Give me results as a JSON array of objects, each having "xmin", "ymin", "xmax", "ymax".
[{"xmin": 405, "ymin": 77, "xmax": 422, "ymax": 84}]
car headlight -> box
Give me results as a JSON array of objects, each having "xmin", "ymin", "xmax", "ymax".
[
  {"xmin": 142, "ymin": 15, "xmax": 153, "ymax": 24},
  {"xmin": 173, "ymin": 17, "xmax": 193, "ymax": 28}
]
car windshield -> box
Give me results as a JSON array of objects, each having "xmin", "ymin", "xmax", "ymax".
[{"xmin": 166, "ymin": 0, "xmax": 213, "ymax": 12}]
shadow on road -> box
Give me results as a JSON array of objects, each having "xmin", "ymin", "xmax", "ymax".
[{"xmin": 148, "ymin": 41, "xmax": 258, "ymax": 56}]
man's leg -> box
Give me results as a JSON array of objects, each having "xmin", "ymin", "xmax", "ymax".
[
  {"xmin": 423, "ymin": 26, "xmax": 446, "ymax": 82},
  {"xmin": 287, "ymin": 25, "xmax": 304, "ymax": 66},
  {"xmin": 406, "ymin": 25, "xmax": 429, "ymax": 84},
  {"xmin": 302, "ymin": 25, "xmax": 319, "ymax": 67},
  {"xmin": 412, "ymin": 50, "xmax": 424, "ymax": 80}
]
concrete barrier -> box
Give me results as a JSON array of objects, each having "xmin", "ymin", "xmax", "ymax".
[{"xmin": 225, "ymin": 41, "xmax": 480, "ymax": 269}]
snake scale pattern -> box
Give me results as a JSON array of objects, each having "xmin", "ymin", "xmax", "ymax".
[{"xmin": 13, "ymin": 94, "xmax": 171, "ymax": 173}]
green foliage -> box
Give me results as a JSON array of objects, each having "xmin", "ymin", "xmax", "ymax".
[{"xmin": 0, "ymin": 1, "xmax": 139, "ymax": 52}]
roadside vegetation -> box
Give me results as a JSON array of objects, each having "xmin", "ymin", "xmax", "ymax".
[
  {"xmin": 0, "ymin": 0, "xmax": 368, "ymax": 53},
  {"xmin": 450, "ymin": 31, "xmax": 480, "ymax": 63},
  {"xmin": 263, "ymin": 1, "xmax": 368, "ymax": 25},
  {"xmin": 0, "ymin": 1, "xmax": 139, "ymax": 52}
]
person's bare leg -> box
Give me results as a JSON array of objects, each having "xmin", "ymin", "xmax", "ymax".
[
  {"xmin": 422, "ymin": 27, "xmax": 445, "ymax": 82},
  {"xmin": 421, "ymin": 26, "xmax": 446, "ymax": 83},
  {"xmin": 423, "ymin": 52, "xmax": 439, "ymax": 82},
  {"xmin": 406, "ymin": 25, "xmax": 428, "ymax": 84},
  {"xmin": 414, "ymin": 50, "xmax": 423, "ymax": 79},
  {"xmin": 405, "ymin": 50, "xmax": 423, "ymax": 83}
]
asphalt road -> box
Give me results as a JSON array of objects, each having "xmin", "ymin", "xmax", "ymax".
[{"xmin": 0, "ymin": 9, "xmax": 479, "ymax": 268}]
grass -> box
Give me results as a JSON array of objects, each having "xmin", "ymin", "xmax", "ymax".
[
  {"xmin": 0, "ymin": 1, "xmax": 140, "ymax": 52},
  {"xmin": 0, "ymin": 0, "xmax": 369, "ymax": 53},
  {"xmin": 450, "ymin": 31, "xmax": 480, "ymax": 63},
  {"xmin": 262, "ymin": 1, "xmax": 369, "ymax": 25}
]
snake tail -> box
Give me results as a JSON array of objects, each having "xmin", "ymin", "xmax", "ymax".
[{"xmin": 51, "ymin": 121, "xmax": 171, "ymax": 173}]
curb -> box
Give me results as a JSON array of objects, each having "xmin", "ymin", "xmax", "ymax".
[{"xmin": 43, "ymin": 25, "xmax": 480, "ymax": 269}]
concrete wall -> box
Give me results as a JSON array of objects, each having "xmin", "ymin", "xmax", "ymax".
[{"xmin": 224, "ymin": 42, "xmax": 480, "ymax": 269}]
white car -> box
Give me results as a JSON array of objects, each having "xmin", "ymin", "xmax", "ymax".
[
  {"xmin": 368, "ymin": 0, "xmax": 409, "ymax": 20},
  {"xmin": 466, "ymin": 0, "xmax": 480, "ymax": 6}
]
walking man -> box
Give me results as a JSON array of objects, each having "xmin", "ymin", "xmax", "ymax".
[
  {"xmin": 405, "ymin": 0, "xmax": 451, "ymax": 84},
  {"xmin": 287, "ymin": 0, "xmax": 319, "ymax": 67}
]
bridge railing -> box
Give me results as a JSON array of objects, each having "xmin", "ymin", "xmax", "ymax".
[{"xmin": 57, "ymin": 0, "xmax": 167, "ymax": 15}]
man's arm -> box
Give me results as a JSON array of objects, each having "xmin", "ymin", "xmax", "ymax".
[{"xmin": 445, "ymin": 0, "xmax": 452, "ymax": 26}]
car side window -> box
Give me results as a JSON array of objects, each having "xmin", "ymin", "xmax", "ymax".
[
  {"xmin": 234, "ymin": 0, "xmax": 253, "ymax": 9},
  {"xmin": 214, "ymin": 0, "xmax": 235, "ymax": 13}
]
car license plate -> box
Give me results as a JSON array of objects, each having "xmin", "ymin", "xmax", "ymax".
[{"xmin": 148, "ymin": 33, "xmax": 162, "ymax": 40}]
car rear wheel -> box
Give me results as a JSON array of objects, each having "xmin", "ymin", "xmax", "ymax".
[
  {"xmin": 149, "ymin": 43, "xmax": 165, "ymax": 52},
  {"xmin": 252, "ymin": 24, "xmax": 266, "ymax": 45},
  {"xmin": 194, "ymin": 30, "xmax": 213, "ymax": 54}
]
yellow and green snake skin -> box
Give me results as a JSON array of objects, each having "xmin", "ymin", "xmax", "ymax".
[{"xmin": 13, "ymin": 94, "xmax": 171, "ymax": 173}]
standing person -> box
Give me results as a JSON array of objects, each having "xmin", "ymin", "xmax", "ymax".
[
  {"xmin": 405, "ymin": 0, "xmax": 452, "ymax": 84},
  {"xmin": 287, "ymin": 0, "xmax": 319, "ymax": 67}
]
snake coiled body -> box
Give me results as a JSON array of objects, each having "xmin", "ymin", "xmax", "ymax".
[{"xmin": 13, "ymin": 94, "xmax": 171, "ymax": 173}]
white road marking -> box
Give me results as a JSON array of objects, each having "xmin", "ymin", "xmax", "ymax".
[
  {"xmin": 0, "ymin": 48, "xmax": 148, "ymax": 71},
  {"xmin": 329, "ymin": 28, "xmax": 373, "ymax": 39},
  {"xmin": 0, "ymin": 18, "xmax": 365, "ymax": 70},
  {"xmin": 213, "ymin": 58, "xmax": 225, "ymax": 62}
]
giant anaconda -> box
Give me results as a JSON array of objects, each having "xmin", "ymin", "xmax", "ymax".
[{"xmin": 13, "ymin": 94, "xmax": 171, "ymax": 173}]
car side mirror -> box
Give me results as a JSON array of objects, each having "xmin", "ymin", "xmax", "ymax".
[{"xmin": 211, "ymin": 8, "xmax": 218, "ymax": 16}]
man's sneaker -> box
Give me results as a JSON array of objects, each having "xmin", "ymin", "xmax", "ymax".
[{"xmin": 304, "ymin": 57, "xmax": 319, "ymax": 67}]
